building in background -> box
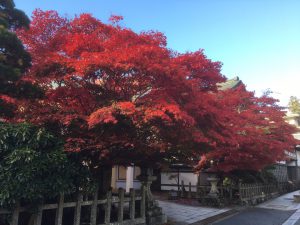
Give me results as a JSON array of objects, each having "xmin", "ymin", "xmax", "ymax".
[
  {"xmin": 111, "ymin": 166, "xmax": 141, "ymax": 192},
  {"xmin": 110, "ymin": 79, "xmax": 300, "ymax": 192},
  {"xmin": 283, "ymin": 111, "xmax": 300, "ymax": 181},
  {"xmin": 110, "ymin": 77, "xmax": 243, "ymax": 192}
]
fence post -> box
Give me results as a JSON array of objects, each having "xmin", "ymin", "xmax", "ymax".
[
  {"xmin": 117, "ymin": 188, "xmax": 124, "ymax": 222},
  {"xmin": 129, "ymin": 188, "xmax": 135, "ymax": 220},
  {"xmin": 140, "ymin": 185, "xmax": 146, "ymax": 219},
  {"xmin": 55, "ymin": 194, "xmax": 64, "ymax": 225},
  {"xmin": 238, "ymin": 181, "xmax": 242, "ymax": 203},
  {"xmin": 181, "ymin": 180, "xmax": 184, "ymax": 198},
  {"xmin": 255, "ymin": 184, "xmax": 258, "ymax": 198},
  {"xmin": 73, "ymin": 193, "xmax": 83, "ymax": 225},
  {"xmin": 10, "ymin": 202, "xmax": 20, "ymax": 225},
  {"xmin": 229, "ymin": 184, "xmax": 233, "ymax": 200},
  {"xmin": 220, "ymin": 184, "xmax": 224, "ymax": 197},
  {"xmin": 196, "ymin": 183, "xmax": 200, "ymax": 199},
  {"xmin": 34, "ymin": 204, "xmax": 43, "ymax": 225},
  {"xmin": 90, "ymin": 188, "xmax": 98, "ymax": 225},
  {"xmin": 104, "ymin": 191, "xmax": 112, "ymax": 224},
  {"xmin": 196, "ymin": 178, "xmax": 200, "ymax": 199},
  {"xmin": 188, "ymin": 182, "xmax": 192, "ymax": 199}
]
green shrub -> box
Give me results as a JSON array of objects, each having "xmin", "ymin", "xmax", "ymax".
[{"xmin": 0, "ymin": 122, "xmax": 93, "ymax": 207}]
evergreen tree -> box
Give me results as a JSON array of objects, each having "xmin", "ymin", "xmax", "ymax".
[
  {"xmin": 288, "ymin": 96, "xmax": 300, "ymax": 114},
  {"xmin": 0, "ymin": 0, "xmax": 42, "ymax": 119}
]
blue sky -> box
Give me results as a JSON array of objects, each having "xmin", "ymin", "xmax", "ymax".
[{"xmin": 14, "ymin": 0, "xmax": 300, "ymax": 106}]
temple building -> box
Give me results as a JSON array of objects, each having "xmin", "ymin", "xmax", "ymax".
[
  {"xmin": 110, "ymin": 77, "xmax": 244, "ymax": 192},
  {"xmin": 110, "ymin": 77, "xmax": 300, "ymax": 191}
]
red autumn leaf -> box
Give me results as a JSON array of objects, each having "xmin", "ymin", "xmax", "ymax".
[{"xmin": 15, "ymin": 10, "xmax": 297, "ymax": 171}]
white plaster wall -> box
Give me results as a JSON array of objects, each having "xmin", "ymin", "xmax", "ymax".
[
  {"xmin": 116, "ymin": 181, "xmax": 141, "ymax": 191},
  {"xmin": 161, "ymin": 172, "xmax": 198, "ymax": 192},
  {"xmin": 161, "ymin": 172, "xmax": 178, "ymax": 185},
  {"xmin": 288, "ymin": 120, "xmax": 297, "ymax": 126},
  {"xmin": 294, "ymin": 133, "xmax": 300, "ymax": 140},
  {"xmin": 287, "ymin": 161, "xmax": 297, "ymax": 166}
]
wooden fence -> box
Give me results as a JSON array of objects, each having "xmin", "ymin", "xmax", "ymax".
[
  {"xmin": 238, "ymin": 183, "xmax": 277, "ymax": 204},
  {"xmin": 0, "ymin": 187, "xmax": 146, "ymax": 225},
  {"xmin": 238, "ymin": 182, "xmax": 294, "ymax": 204},
  {"xmin": 164, "ymin": 180, "xmax": 296, "ymax": 205},
  {"xmin": 165, "ymin": 180, "xmax": 235, "ymax": 200}
]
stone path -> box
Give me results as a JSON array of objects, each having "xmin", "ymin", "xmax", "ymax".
[{"xmin": 157, "ymin": 200, "xmax": 231, "ymax": 224}]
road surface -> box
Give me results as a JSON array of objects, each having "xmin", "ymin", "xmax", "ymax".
[{"xmin": 213, "ymin": 208, "xmax": 296, "ymax": 225}]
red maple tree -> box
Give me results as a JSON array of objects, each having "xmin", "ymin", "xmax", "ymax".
[
  {"xmin": 17, "ymin": 10, "xmax": 297, "ymax": 172},
  {"xmin": 197, "ymin": 86, "xmax": 298, "ymax": 172}
]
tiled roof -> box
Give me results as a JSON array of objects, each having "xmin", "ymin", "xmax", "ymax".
[{"xmin": 217, "ymin": 76, "xmax": 242, "ymax": 91}]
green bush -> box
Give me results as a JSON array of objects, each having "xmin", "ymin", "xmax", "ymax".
[
  {"xmin": 228, "ymin": 167, "xmax": 277, "ymax": 184},
  {"xmin": 0, "ymin": 122, "xmax": 93, "ymax": 207}
]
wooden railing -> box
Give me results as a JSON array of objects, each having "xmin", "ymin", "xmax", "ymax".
[
  {"xmin": 0, "ymin": 187, "xmax": 146, "ymax": 225},
  {"xmin": 238, "ymin": 183, "xmax": 277, "ymax": 204},
  {"xmin": 238, "ymin": 182, "xmax": 296, "ymax": 204},
  {"xmin": 164, "ymin": 180, "xmax": 297, "ymax": 206},
  {"xmin": 164, "ymin": 181, "xmax": 235, "ymax": 200}
]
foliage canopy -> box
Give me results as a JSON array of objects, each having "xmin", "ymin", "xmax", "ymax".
[
  {"xmin": 16, "ymin": 10, "xmax": 297, "ymax": 172},
  {"xmin": 288, "ymin": 96, "xmax": 300, "ymax": 114}
]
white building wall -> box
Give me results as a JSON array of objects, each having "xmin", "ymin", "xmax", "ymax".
[
  {"xmin": 116, "ymin": 180, "xmax": 141, "ymax": 190},
  {"xmin": 125, "ymin": 166, "xmax": 134, "ymax": 192},
  {"xmin": 112, "ymin": 166, "xmax": 142, "ymax": 191},
  {"xmin": 161, "ymin": 172, "xmax": 198, "ymax": 192}
]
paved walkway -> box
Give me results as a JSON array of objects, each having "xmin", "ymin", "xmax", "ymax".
[
  {"xmin": 258, "ymin": 190, "xmax": 300, "ymax": 211},
  {"xmin": 157, "ymin": 190, "xmax": 300, "ymax": 225},
  {"xmin": 213, "ymin": 208, "xmax": 295, "ymax": 225},
  {"xmin": 157, "ymin": 200, "xmax": 231, "ymax": 224},
  {"xmin": 257, "ymin": 190, "xmax": 300, "ymax": 225}
]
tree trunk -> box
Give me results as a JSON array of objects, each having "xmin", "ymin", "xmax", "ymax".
[{"xmin": 98, "ymin": 166, "xmax": 113, "ymax": 196}]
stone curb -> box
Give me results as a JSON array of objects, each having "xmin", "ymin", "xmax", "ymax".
[
  {"xmin": 282, "ymin": 208, "xmax": 300, "ymax": 225},
  {"xmin": 189, "ymin": 208, "xmax": 239, "ymax": 225}
]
